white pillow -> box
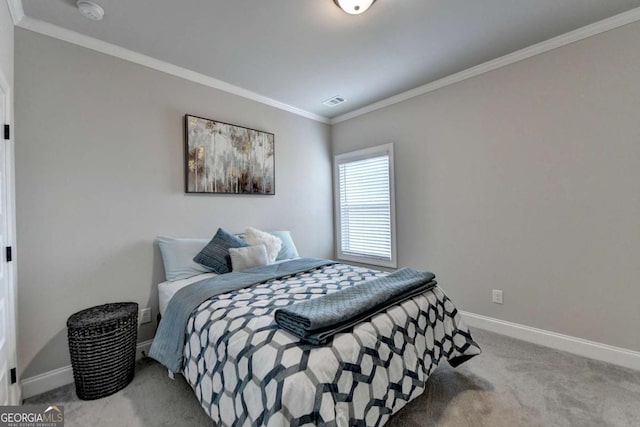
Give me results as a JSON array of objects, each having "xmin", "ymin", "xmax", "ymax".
[
  {"xmin": 244, "ymin": 227, "xmax": 283, "ymax": 263},
  {"xmin": 229, "ymin": 245, "xmax": 269, "ymax": 272}
]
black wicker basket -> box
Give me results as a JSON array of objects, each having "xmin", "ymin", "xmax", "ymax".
[{"xmin": 67, "ymin": 302, "xmax": 138, "ymax": 400}]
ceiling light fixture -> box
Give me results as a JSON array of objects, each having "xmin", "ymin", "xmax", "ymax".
[
  {"xmin": 77, "ymin": 1, "xmax": 105, "ymax": 21},
  {"xmin": 333, "ymin": 0, "xmax": 377, "ymax": 15}
]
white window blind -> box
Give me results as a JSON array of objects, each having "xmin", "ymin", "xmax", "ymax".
[{"xmin": 335, "ymin": 144, "xmax": 396, "ymax": 267}]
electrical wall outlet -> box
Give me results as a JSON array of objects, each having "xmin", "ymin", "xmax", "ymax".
[
  {"xmin": 140, "ymin": 308, "xmax": 152, "ymax": 324},
  {"xmin": 492, "ymin": 289, "xmax": 504, "ymax": 304}
]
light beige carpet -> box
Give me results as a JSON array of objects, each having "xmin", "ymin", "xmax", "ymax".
[{"xmin": 26, "ymin": 328, "xmax": 640, "ymax": 426}]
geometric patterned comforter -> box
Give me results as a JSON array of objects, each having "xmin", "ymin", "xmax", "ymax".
[{"xmin": 182, "ymin": 263, "xmax": 481, "ymax": 426}]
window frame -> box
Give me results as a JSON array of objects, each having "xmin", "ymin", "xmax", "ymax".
[{"xmin": 334, "ymin": 143, "xmax": 397, "ymax": 268}]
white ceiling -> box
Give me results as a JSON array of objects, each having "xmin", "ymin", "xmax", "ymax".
[{"xmin": 21, "ymin": 0, "xmax": 640, "ymax": 119}]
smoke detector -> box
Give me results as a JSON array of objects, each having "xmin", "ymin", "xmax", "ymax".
[
  {"xmin": 77, "ymin": 1, "xmax": 105, "ymax": 21},
  {"xmin": 322, "ymin": 95, "xmax": 347, "ymax": 107}
]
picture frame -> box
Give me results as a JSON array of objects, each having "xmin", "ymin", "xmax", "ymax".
[{"xmin": 184, "ymin": 114, "xmax": 275, "ymax": 194}]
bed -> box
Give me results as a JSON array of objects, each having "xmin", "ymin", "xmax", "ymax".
[{"xmin": 151, "ymin": 258, "xmax": 481, "ymax": 426}]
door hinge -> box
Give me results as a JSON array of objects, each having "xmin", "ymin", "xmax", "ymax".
[
  {"xmin": 5, "ymin": 247, "xmax": 12, "ymax": 262},
  {"xmin": 3, "ymin": 124, "xmax": 8, "ymax": 140},
  {"xmin": 10, "ymin": 368, "xmax": 16, "ymax": 385}
]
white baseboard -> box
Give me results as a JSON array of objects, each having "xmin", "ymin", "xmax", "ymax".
[
  {"xmin": 20, "ymin": 339, "xmax": 154, "ymax": 400},
  {"xmin": 135, "ymin": 339, "xmax": 153, "ymax": 361},
  {"xmin": 20, "ymin": 365, "xmax": 74, "ymax": 401},
  {"xmin": 461, "ymin": 311, "xmax": 640, "ymax": 371}
]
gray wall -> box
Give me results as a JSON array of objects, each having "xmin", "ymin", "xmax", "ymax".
[
  {"xmin": 14, "ymin": 15, "xmax": 640, "ymax": 379},
  {"xmin": 333, "ymin": 22, "xmax": 640, "ymax": 352},
  {"xmin": 15, "ymin": 29, "xmax": 333, "ymax": 378}
]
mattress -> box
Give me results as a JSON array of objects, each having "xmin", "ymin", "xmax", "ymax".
[
  {"xmin": 157, "ymin": 273, "xmax": 217, "ymax": 316},
  {"xmin": 157, "ymin": 259, "xmax": 298, "ymax": 316}
]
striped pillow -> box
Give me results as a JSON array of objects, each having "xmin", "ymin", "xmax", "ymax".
[{"xmin": 193, "ymin": 228, "xmax": 248, "ymax": 274}]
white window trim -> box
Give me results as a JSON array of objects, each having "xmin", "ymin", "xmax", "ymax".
[{"xmin": 334, "ymin": 143, "xmax": 397, "ymax": 268}]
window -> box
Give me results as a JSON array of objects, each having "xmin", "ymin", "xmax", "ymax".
[{"xmin": 334, "ymin": 143, "xmax": 396, "ymax": 268}]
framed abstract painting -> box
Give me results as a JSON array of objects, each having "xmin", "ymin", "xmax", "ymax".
[{"xmin": 184, "ymin": 114, "xmax": 275, "ymax": 194}]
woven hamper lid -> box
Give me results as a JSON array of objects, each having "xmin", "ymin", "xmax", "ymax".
[{"xmin": 67, "ymin": 302, "xmax": 138, "ymax": 329}]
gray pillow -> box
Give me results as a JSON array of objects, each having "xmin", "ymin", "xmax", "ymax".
[
  {"xmin": 156, "ymin": 236, "xmax": 213, "ymax": 281},
  {"xmin": 193, "ymin": 228, "xmax": 248, "ymax": 274},
  {"xmin": 270, "ymin": 230, "xmax": 300, "ymax": 260},
  {"xmin": 229, "ymin": 245, "xmax": 269, "ymax": 272}
]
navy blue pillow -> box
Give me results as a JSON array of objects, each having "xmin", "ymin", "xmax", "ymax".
[{"xmin": 193, "ymin": 228, "xmax": 248, "ymax": 274}]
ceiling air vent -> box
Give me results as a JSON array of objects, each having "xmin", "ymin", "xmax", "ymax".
[{"xmin": 322, "ymin": 96, "xmax": 347, "ymax": 107}]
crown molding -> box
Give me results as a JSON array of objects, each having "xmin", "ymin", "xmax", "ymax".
[
  {"xmin": 331, "ymin": 6, "xmax": 640, "ymax": 124},
  {"xmin": 16, "ymin": 15, "xmax": 331, "ymax": 124},
  {"xmin": 6, "ymin": 0, "xmax": 24, "ymax": 25},
  {"xmin": 11, "ymin": 2, "xmax": 640, "ymax": 127}
]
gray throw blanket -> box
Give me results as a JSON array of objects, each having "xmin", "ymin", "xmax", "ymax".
[
  {"xmin": 274, "ymin": 268, "xmax": 436, "ymax": 344},
  {"xmin": 149, "ymin": 257, "xmax": 336, "ymax": 373}
]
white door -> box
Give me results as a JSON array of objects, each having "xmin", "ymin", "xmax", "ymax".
[{"xmin": 0, "ymin": 73, "xmax": 17, "ymax": 405}]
